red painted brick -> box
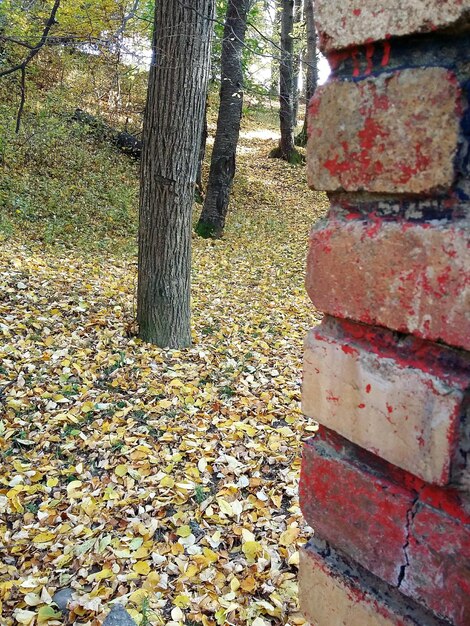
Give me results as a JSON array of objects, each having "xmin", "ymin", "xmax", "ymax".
[
  {"xmin": 307, "ymin": 69, "xmax": 461, "ymax": 194},
  {"xmin": 300, "ymin": 539, "xmax": 447, "ymax": 626},
  {"xmin": 300, "ymin": 427, "xmax": 470, "ymax": 624},
  {"xmin": 306, "ymin": 217, "xmax": 470, "ymax": 351},
  {"xmin": 302, "ymin": 316, "xmax": 470, "ymax": 485},
  {"xmin": 402, "ymin": 501, "xmax": 470, "ymax": 625},
  {"xmin": 299, "ymin": 428, "xmax": 414, "ymax": 583},
  {"xmin": 315, "ymin": 0, "xmax": 470, "ymax": 53}
]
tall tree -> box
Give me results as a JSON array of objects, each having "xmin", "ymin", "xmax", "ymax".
[
  {"xmin": 292, "ymin": 0, "xmax": 302, "ymax": 128},
  {"xmin": 195, "ymin": 0, "xmax": 251, "ymax": 239},
  {"xmin": 267, "ymin": 0, "xmax": 280, "ymax": 96},
  {"xmin": 195, "ymin": 96, "xmax": 208, "ymax": 204},
  {"xmin": 137, "ymin": 0, "xmax": 214, "ymax": 347},
  {"xmin": 279, "ymin": 0, "xmax": 295, "ymax": 160},
  {"xmin": 271, "ymin": 0, "xmax": 301, "ymax": 163},
  {"xmin": 296, "ymin": 0, "xmax": 317, "ymax": 146}
]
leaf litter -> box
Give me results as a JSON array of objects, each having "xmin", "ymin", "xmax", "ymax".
[{"xmin": 0, "ymin": 120, "xmax": 328, "ymax": 625}]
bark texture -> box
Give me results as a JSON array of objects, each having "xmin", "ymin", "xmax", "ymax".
[
  {"xmin": 279, "ymin": 0, "xmax": 295, "ymax": 159},
  {"xmin": 137, "ymin": 0, "xmax": 214, "ymax": 347},
  {"xmin": 195, "ymin": 97, "xmax": 209, "ymax": 203},
  {"xmin": 292, "ymin": 0, "xmax": 302, "ymax": 128},
  {"xmin": 296, "ymin": 0, "xmax": 317, "ymax": 146},
  {"xmin": 195, "ymin": 0, "xmax": 251, "ymax": 239},
  {"xmin": 269, "ymin": 0, "xmax": 281, "ymax": 96}
]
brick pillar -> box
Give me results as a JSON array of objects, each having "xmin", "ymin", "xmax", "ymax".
[{"xmin": 299, "ymin": 3, "xmax": 470, "ymax": 625}]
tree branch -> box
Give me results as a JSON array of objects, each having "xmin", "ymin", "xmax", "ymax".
[
  {"xmin": 0, "ymin": 36, "xmax": 35, "ymax": 50},
  {"xmin": 114, "ymin": 0, "xmax": 141, "ymax": 41},
  {"xmin": 0, "ymin": 0, "xmax": 61, "ymax": 131}
]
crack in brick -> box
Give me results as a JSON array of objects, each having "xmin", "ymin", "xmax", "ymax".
[{"xmin": 397, "ymin": 491, "xmax": 421, "ymax": 589}]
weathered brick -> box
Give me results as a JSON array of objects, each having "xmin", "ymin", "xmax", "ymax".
[
  {"xmin": 302, "ymin": 317, "xmax": 470, "ymax": 485},
  {"xmin": 402, "ymin": 500, "xmax": 470, "ymax": 625},
  {"xmin": 299, "ymin": 428, "xmax": 414, "ymax": 583},
  {"xmin": 300, "ymin": 428, "xmax": 470, "ymax": 624},
  {"xmin": 300, "ymin": 539, "xmax": 447, "ymax": 626},
  {"xmin": 316, "ymin": 0, "xmax": 470, "ymax": 53},
  {"xmin": 307, "ymin": 68, "xmax": 461, "ymax": 194},
  {"xmin": 306, "ymin": 217, "xmax": 470, "ymax": 351}
]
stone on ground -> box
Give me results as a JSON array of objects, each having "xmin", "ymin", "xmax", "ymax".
[{"xmin": 103, "ymin": 604, "xmax": 137, "ymax": 626}]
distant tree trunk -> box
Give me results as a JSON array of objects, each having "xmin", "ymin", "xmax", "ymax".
[
  {"xmin": 271, "ymin": 0, "xmax": 301, "ymax": 162},
  {"xmin": 195, "ymin": 0, "xmax": 250, "ymax": 239},
  {"xmin": 279, "ymin": 0, "xmax": 295, "ymax": 159},
  {"xmin": 137, "ymin": 0, "xmax": 214, "ymax": 347},
  {"xmin": 269, "ymin": 0, "xmax": 280, "ymax": 96},
  {"xmin": 195, "ymin": 97, "xmax": 208, "ymax": 203},
  {"xmin": 296, "ymin": 0, "xmax": 317, "ymax": 146},
  {"xmin": 292, "ymin": 0, "xmax": 302, "ymax": 128}
]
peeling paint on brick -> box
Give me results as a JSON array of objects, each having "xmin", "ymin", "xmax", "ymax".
[
  {"xmin": 300, "ymin": 3, "xmax": 470, "ymax": 624},
  {"xmin": 300, "ymin": 428, "xmax": 470, "ymax": 624},
  {"xmin": 302, "ymin": 317, "xmax": 470, "ymax": 485},
  {"xmin": 307, "ymin": 68, "xmax": 462, "ymax": 194},
  {"xmin": 300, "ymin": 539, "xmax": 447, "ymax": 626},
  {"xmin": 306, "ymin": 218, "xmax": 470, "ymax": 351},
  {"xmin": 315, "ymin": 0, "xmax": 470, "ymax": 53}
]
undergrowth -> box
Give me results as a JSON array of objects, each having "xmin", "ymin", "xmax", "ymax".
[
  {"xmin": 0, "ymin": 104, "xmax": 139, "ymax": 252},
  {"xmin": 0, "ymin": 85, "xmax": 329, "ymax": 626},
  {"xmin": 0, "ymin": 97, "xmax": 305, "ymax": 255}
]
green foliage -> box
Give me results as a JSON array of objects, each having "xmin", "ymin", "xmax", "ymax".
[
  {"xmin": 0, "ymin": 102, "xmax": 139, "ymax": 250},
  {"xmin": 1, "ymin": 0, "xmax": 150, "ymax": 132},
  {"xmin": 242, "ymin": 1, "xmax": 273, "ymax": 95},
  {"xmin": 1, "ymin": 0, "xmax": 148, "ymax": 45},
  {"xmin": 194, "ymin": 485, "xmax": 207, "ymax": 504},
  {"xmin": 194, "ymin": 220, "xmax": 218, "ymax": 239},
  {"xmin": 140, "ymin": 597, "xmax": 151, "ymax": 626},
  {"xmin": 140, "ymin": 0, "xmax": 155, "ymax": 27}
]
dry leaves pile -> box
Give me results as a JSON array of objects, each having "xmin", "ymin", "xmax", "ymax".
[{"xmin": 0, "ymin": 125, "xmax": 328, "ymax": 625}]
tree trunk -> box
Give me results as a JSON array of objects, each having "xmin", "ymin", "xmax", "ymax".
[
  {"xmin": 296, "ymin": 0, "xmax": 317, "ymax": 146},
  {"xmin": 292, "ymin": 0, "xmax": 302, "ymax": 128},
  {"xmin": 195, "ymin": 0, "xmax": 251, "ymax": 239},
  {"xmin": 273, "ymin": 0, "xmax": 300, "ymax": 162},
  {"xmin": 269, "ymin": 0, "xmax": 280, "ymax": 96},
  {"xmin": 195, "ymin": 97, "xmax": 208, "ymax": 204},
  {"xmin": 137, "ymin": 0, "xmax": 214, "ymax": 347}
]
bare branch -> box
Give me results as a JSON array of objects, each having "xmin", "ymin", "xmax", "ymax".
[
  {"xmin": 3, "ymin": 0, "xmax": 61, "ymax": 78},
  {"xmin": 0, "ymin": 36, "xmax": 35, "ymax": 50},
  {"xmin": 115, "ymin": 0, "xmax": 141, "ymax": 41},
  {"xmin": 0, "ymin": 0, "xmax": 61, "ymax": 131}
]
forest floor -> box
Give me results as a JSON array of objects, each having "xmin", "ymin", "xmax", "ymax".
[{"xmin": 0, "ymin": 105, "xmax": 328, "ymax": 626}]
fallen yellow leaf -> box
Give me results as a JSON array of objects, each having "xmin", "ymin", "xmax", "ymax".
[
  {"xmin": 32, "ymin": 532, "xmax": 55, "ymax": 544},
  {"xmin": 133, "ymin": 561, "xmax": 151, "ymax": 576}
]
